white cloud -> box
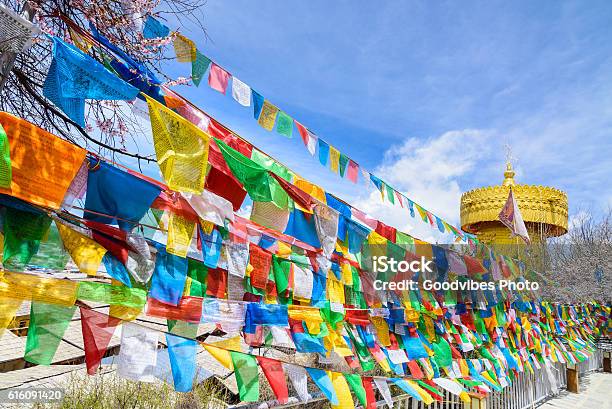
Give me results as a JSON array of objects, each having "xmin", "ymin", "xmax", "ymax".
[{"xmin": 352, "ymin": 129, "xmax": 491, "ymax": 242}]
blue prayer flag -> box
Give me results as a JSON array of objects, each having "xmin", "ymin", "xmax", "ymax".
[
  {"xmin": 253, "ymin": 90, "xmax": 264, "ymax": 119},
  {"xmin": 143, "ymin": 16, "xmax": 170, "ymax": 39},
  {"xmin": 102, "ymin": 253, "xmax": 132, "ymax": 287},
  {"xmin": 150, "ymin": 246, "xmax": 188, "ymax": 306},
  {"xmin": 166, "ymin": 333, "xmax": 198, "ymax": 392},
  {"xmin": 305, "ymin": 368, "xmax": 338, "ymax": 405},
  {"xmin": 318, "ymin": 139, "xmax": 330, "ymax": 166}
]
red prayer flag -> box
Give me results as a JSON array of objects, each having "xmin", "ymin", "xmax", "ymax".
[
  {"xmin": 407, "ymin": 360, "xmax": 424, "ymax": 379},
  {"xmin": 464, "ymin": 255, "xmax": 486, "ymax": 275},
  {"xmin": 256, "ymin": 356, "xmax": 289, "ymax": 404},
  {"xmin": 80, "ymin": 307, "xmax": 122, "ymax": 375},
  {"xmin": 206, "ymin": 267, "xmax": 228, "ymax": 298},
  {"xmin": 361, "ymin": 377, "xmax": 377, "ymax": 409},
  {"xmin": 249, "ymin": 246, "xmax": 271, "ymax": 289},
  {"xmin": 208, "ymin": 63, "xmax": 231, "ymax": 94},
  {"xmin": 146, "ymin": 296, "xmax": 203, "ymax": 323}
]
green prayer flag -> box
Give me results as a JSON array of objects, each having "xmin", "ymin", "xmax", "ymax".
[
  {"xmin": 3, "ymin": 207, "xmax": 52, "ymax": 269},
  {"xmin": 0, "ymin": 123, "xmax": 11, "ymax": 188},
  {"xmin": 272, "ymin": 256, "xmax": 290, "ymax": 295},
  {"xmin": 187, "ymin": 258, "xmax": 207, "ymax": 297},
  {"xmin": 385, "ymin": 184, "xmax": 395, "ymax": 204},
  {"xmin": 338, "ymin": 154, "xmax": 349, "ymax": 177},
  {"xmin": 344, "ymin": 373, "xmax": 367, "ymax": 407},
  {"xmin": 192, "ymin": 50, "xmax": 211, "ymax": 87},
  {"xmin": 77, "ymin": 282, "xmax": 146, "ymax": 308},
  {"xmin": 167, "ymin": 319, "xmax": 199, "ymax": 338},
  {"xmin": 275, "ymin": 111, "xmax": 293, "ymax": 138},
  {"xmin": 216, "ymin": 139, "xmax": 288, "ymax": 208},
  {"xmin": 27, "ymin": 221, "xmax": 70, "ymax": 270},
  {"xmin": 230, "ymin": 351, "xmax": 259, "ymax": 402},
  {"xmin": 250, "ymin": 149, "xmax": 292, "ymax": 182},
  {"xmin": 25, "ymin": 302, "xmax": 76, "ymax": 365},
  {"xmin": 432, "ymin": 337, "xmax": 452, "ymax": 368}
]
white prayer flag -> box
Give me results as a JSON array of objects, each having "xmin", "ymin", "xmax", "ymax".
[
  {"xmin": 231, "ymin": 76, "xmax": 252, "ymax": 107},
  {"xmin": 183, "ymin": 190, "xmax": 234, "ymax": 226},
  {"xmin": 117, "ymin": 323, "xmax": 159, "ymax": 382},
  {"xmin": 373, "ymin": 378, "xmax": 393, "ymax": 407},
  {"xmin": 283, "ymin": 363, "xmax": 312, "ymax": 402},
  {"xmin": 292, "ymin": 265, "xmax": 313, "ymax": 301}
]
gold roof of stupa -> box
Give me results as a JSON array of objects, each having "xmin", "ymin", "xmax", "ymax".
[{"xmin": 460, "ymin": 163, "xmax": 568, "ymax": 237}]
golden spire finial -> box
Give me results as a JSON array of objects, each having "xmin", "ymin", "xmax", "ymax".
[
  {"xmin": 502, "ymin": 144, "xmax": 516, "ymax": 186},
  {"xmin": 502, "ymin": 161, "xmax": 515, "ymax": 186}
]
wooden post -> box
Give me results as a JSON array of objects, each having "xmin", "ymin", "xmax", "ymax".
[
  {"xmin": 465, "ymin": 392, "xmax": 487, "ymax": 409},
  {"xmin": 566, "ymin": 363, "xmax": 579, "ymax": 393},
  {"xmin": 603, "ymin": 351, "xmax": 611, "ymax": 373}
]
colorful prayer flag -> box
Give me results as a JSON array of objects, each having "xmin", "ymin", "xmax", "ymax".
[
  {"xmin": 208, "ymin": 63, "xmax": 231, "ymax": 94},
  {"xmin": 80, "ymin": 307, "xmax": 121, "ymax": 375},
  {"xmin": 192, "ymin": 50, "xmax": 211, "ymax": 86},
  {"xmin": 276, "ymin": 111, "xmax": 293, "ymax": 138},
  {"xmin": 24, "ymin": 302, "xmax": 76, "ymax": 365},
  {"xmin": 173, "ymin": 33, "xmax": 196, "ymax": 62},
  {"xmin": 257, "ymin": 100, "xmax": 279, "ymax": 131},
  {"xmin": 231, "ymin": 76, "xmax": 252, "ymax": 106}
]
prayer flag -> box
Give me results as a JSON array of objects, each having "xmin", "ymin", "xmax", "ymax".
[
  {"xmin": 24, "ymin": 302, "xmax": 76, "ymax": 365},
  {"xmin": 0, "ymin": 297, "xmax": 21, "ymax": 338},
  {"xmin": 284, "ymin": 363, "xmax": 312, "ymax": 401},
  {"xmin": 257, "ymin": 100, "xmax": 279, "ymax": 131},
  {"xmin": 253, "ymin": 90, "xmax": 264, "ymax": 119},
  {"xmin": 329, "ymin": 146, "xmax": 340, "ymax": 174},
  {"xmin": 373, "ymin": 378, "xmax": 393, "ymax": 407},
  {"xmin": 231, "ymin": 352, "xmax": 260, "ymax": 402},
  {"xmin": 77, "ymin": 281, "xmax": 146, "ymax": 308},
  {"xmin": 173, "ymin": 33, "xmax": 196, "ymax": 62},
  {"xmin": 146, "ymin": 95, "xmax": 210, "ymax": 194},
  {"xmin": 232, "ymin": 76, "xmax": 252, "ymax": 106},
  {"xmin": 338, "ymin": 154, "xmax": 349, "ymax": 177},
  {"xmin": 0, "ymin": 271, "xmax": 78, "ymax": 306},
  {"xmin": 318, "ymin": 139, "xmax": 330, "ymax": 166},
  {"xmin": 2, "ymin": 206, "xmax": 51, "ymax": 269},
  {"xmin": 56, "ymin": 221, "xmax": 107, "ymax": 276},
  {"xmin": 203, "ymin": 343, "xmax": 233, "ymax": 369},
  {"xmin": 208, "ymin": 63, "xmax": 231, "ymax": 94},
  {"xmin": 80, "ymin": 307, "xmax": 121, "ymax": 375},
  {"xmin": 150, "ymin": 246, "xmax": 188, "ymax": 306},
  {"xmin": 305, "ymin": 368, "xmax": 338, "ymax": 405},
  {"xmin": 143, "ymin": 16, "xmax": 170, "ymax": 39},
  {"xmin": 256, "ymin": 356, "xmax": 289, "ymax": 404},
  {"xmin": 117, "ymin": 323, "xmax": 159, "ymax": 382},
  {"xmin": 192, "ymin": 50, "xmax": 211, "ymax": 86},
  {"xmin": 499, "ymin": 187, "xmax": 531, "ymax": 244},
  {"xmin": 347, "ymin": 160, "xmax": 359, "ymax": 183},
  {"xmin": 295, "ymin": 121, "xmax": 317, "ymax": 156},
  {"xmin": 166, "ymin": 333, "xmax": 198, "ymax": 392},
  {"xmin": 43, "ymin": 37, "xmax": 139, "ymax": 127},
  {"xmin": 330, "ymin": 372, "xmax": 354, "ymax": 409},
  {"xmin": 276, "ymin": 111, "xmax": 293, "ymax": 138},
  {"xmin": 0, "ymin": 112, "xmax": 87, "ymax": 209},
  {"xmin": 344, "ymin": 374, "xmax": 367, "ymax": 407}
]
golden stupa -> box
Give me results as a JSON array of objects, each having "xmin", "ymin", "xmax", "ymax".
[{"xmin": 460, "ymin": 163, "xmax": 568, "ymax": 245}]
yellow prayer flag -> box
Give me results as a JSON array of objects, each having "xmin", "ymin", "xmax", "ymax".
[
  {"xmin": 0, "ymin": 297, "xmax": 22, "ymax": 337},
  {"xmin": 257, "ymin": 101, "xmax": 279, "ymax": 131},
  {"xmin": 326, "ymin": 275, "xmax": 345, "ymax": 305},
  {"xmin": 0, "ymin": 271, "xmax": 78, "ymax": 306},
  {"xmin": 146, "ymin": 95, "xmax": 210, "ymax": 194},
  {"xmin": 330, "ymin": 372, "xmax": 354, "ymax": 409},
  {"xmin": 288, "ymin": 305, "xmax": 323, "ymax": 324},
  {"xmin": 340, "ymin": 262, "xmax": 353, "ymax": 286},
  {"xmin": 407, "ymin": 380, "xmax": 434, "ymax": 405},
  {"xmin": 293, "ymin": 176, "xmax": 326, "ymax": 204},
  {"xmin": 173, "ymin": 33, "xmax": 197, "ymax": 62},
  {"xmin": 329, "ymin": 146, "xmax": 340, "ymax": 174},
  {"xmin": 69, "ymin": 28, "xmax": 92, "ymax": 53},
  {"xmin": 166, "ymin": 212, "xmax": 196, "ymax": 258},
  {"xmin": 203, "ymin": 343, "xmax": 234, "ymax": 370},
  {"xmin": 56, "ymin": 221, "xmax": 106, "ymax": 276},
  {"xmin": 371, "ymin": 316, "xmax": 391, "ymax": 347}
]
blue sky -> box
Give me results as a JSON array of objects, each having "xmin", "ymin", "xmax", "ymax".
[{"xmin": 128, "ymin": 1, "xmax": 612, "ymax": 241}]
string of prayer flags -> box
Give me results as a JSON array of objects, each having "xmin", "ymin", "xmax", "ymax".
[
  {"xmin": 166, "ymin": 333, "xmax": 199, "ymax": 392},
  {"xmin": 0, "ymin": 112, "xmax": 87, "ymax": 209},
  {"xmin": 230, "ymin": 351, "xmax": 260, "ymax": 402},
  {"xmin": 208, "ymin": 63, "xmax": 231, "ymax": 94},
  {"xmin": 192, "ymin": 50, "xmax": 211, "ymax": 87},
  {"xmin": 231, "ymin": 76, "xmax": 252, "ymax": 106},
  {"xmin": 117, "ymin": 323, "xmax": 159, "ymax": 382},
  {"xmin": 146, "ymin": 95, "xmax": 211, "ymax": 193},
  {"xmin": 173, "ymin": 33, "xmax": 197, "ymax": 62},
  {"xmin": 0, "ymin": 123, "xmax": 11, "ymax": 188},
  {"xmin": 80, "ymin": 307, "xmax": 122, "ymax": 375},
  {"xmin": 56, "ymin": 220, "xmax": 107, "ymax": 276},
  {"xmin": 24, "ymin": 302, "xmax": 76, "ymax": 365},
  {"xmin": 142, "ymin": 15, "xmax": 170, "ymax": 39},
  {"xmin": 43, "ymin": 37, "xmax": 139, "ymax": 127},
  {"xmin": 257, "ymin": 100, "xmax": 279, "ymax": 131}
]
